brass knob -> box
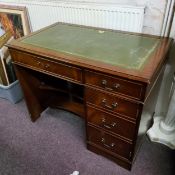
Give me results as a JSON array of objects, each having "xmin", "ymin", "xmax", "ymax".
[
  {"xmin": 45, "ymin": 64, "xmax": 50, "ymax": 69},
  {"xmin": 101, "ymin": 79, "xmax": 107, "ymax": 86},
  {"xmin": 114, "ymin": 83, "xmax": 120, "ymax": 89},
  {"xmin": 36, "ymin": 61, "xmax": 41, "ymax": 65}
]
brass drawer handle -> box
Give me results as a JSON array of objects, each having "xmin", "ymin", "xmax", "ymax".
[
  {"xmin": 44, "ymin": 64, "xmax": 50, "ymax": 69},
  {"xmin": 34, "ymin": 57, "xmax": 42, "ymax": 66},
  {"xmin": 101, "ymin": 79, "xmax": 120, "ymax": 91},
  {"xmin": 114, "ymin": 83, "xmax": 120, "ymax": 89},
  {"xmin": 101, "ymin": 138, "xmax": 115, "ymax": 148},
  {"xmin": 102, "ymin": 118, "xmax": 117, "ymax": 129},
  {"xmin": 36, "ymin": 61, "xmax": 41, "ymax": 65},
  {"xmin": 102, "ymin": 99, "xmax": 118, "ymax": 110}
]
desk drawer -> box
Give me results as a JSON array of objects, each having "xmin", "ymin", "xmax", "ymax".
[
  {"xmin": 86, "ymin": 88, "xmax": 141, "ymax": 120},
  {"xmin": 10, "ymin": 50, "xmax": 82, "ymax": 82},
  {"xmin": 85, "ymin": 70, "xmax": 144, "ymax": 100},
  {"xmin": 87, "ymin": 106, "xmax": 136, "ymax": 141},
  {"xmin": 87, "ymin": 125, "xmax": 132, "ymax": 160}
]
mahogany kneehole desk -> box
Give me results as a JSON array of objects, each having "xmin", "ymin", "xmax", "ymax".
[{"xmin": 7, "ymin": 23, "xmax": 172, "ymax": 170}]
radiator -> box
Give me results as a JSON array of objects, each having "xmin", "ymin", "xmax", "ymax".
[{"xmin": 0, "ymin": 0, "xmax": 145, "ymax": 32}]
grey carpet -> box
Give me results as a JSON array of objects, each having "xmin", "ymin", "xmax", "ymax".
[{"xmin": 0, "ymin": 98, "xmax": 174, "ymax": 175}]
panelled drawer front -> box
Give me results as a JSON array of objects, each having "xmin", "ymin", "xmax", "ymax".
[
  {"xmin": 86, "ymin": 88, "xmax": 140, "ymax": 120},
  {"xmin": 10, "ymin": 50, "xmax": 82, "ymax": 82},
  {"xmin": 85, "ymin": 70, "xmax": 144, "ymax": 100},
  {"xmin": 87, "ymin": 106, "xmax": 136, "ymax": 141},
  {"xmin": 87, "ymin": 125, "xmax": 132, "ymax": 160}
]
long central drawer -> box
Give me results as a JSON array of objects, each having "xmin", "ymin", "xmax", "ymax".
[{"xmin": 10, "ymin": 49, "xmax": 83, "ymax": 83}]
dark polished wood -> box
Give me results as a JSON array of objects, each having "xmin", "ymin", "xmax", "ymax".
[
  {"xmin": 85, "ymin": 70, "xmax": 146, "ymax": 101},
  {"xmin": 87, "ymin": 125, "xmax": 133, "ymax": 160},
  {"xmin": 14, "ymin": 66, "xmax": 47, "ymax": 121},
  {"xmin": 10, "ymin": 49, "xmax": 83, "ymax": 83},
  {"xmin": 7, "ymin": 22, "xmax": 172, "ymax": 170},
  {"xmin": 7, "ymin": 23, "xmax": 172, "ymax": 83},
  {"xmin": 87, "ymin": 106, "xmax": 136, "ymax": 141},
  {"xmin": 87, "ymin": 144, "xmax": 132, "ymax": 170},
  {"xmin": 86, "ymin": 87, "xmax": 142, "ymax": 120}
]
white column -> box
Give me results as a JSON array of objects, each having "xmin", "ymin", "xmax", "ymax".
[
  {"xmin": 160, "ymin": 74, "xmax": 175, "ymax": 131},
  {"xmin": 147, "ymin": 73, "xmax": 175, "ymax": 149}
]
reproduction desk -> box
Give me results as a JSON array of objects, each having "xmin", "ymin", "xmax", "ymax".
[{"xmin": 7, "ymin": 23, "xmax": 172, "ymax": 170}]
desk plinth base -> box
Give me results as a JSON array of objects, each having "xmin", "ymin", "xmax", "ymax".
[{"xmin": 87, "ymin": 143, "xmax": 132, "ymax": 170}]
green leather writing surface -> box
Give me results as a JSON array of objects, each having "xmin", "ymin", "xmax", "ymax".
[{"xmin": 22, "ymin": 24, "xmax": 160, "ymax": 70}]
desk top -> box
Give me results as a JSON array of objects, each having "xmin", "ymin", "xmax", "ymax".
[
  {"xmin": 21, "ymin": 24, "xmax": 160, "ymax": 70},
  {"xmin": 7, "ymin": 23, "xmax": 172, "ymax": 83}
]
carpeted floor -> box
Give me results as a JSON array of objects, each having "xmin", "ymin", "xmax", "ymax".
[{"xmin": 0, "ymin": 98, "xmax": 174, "ymax": 175}]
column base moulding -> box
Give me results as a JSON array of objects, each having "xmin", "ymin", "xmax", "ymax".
[{"xmin": 147, "ymin": 116, "xmax": 175, "ymax": 149}]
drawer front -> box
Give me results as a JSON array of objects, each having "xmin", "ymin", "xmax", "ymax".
[
  {"xmin": 10, "ymin": 50, "xmax": 82, "ymax": 82},
  {"xmin": 87, "ymin": 125, "xmax": 132, "ymax": 160},
  {"xmin": 86, "ymin": 88, "xmax": 141, "ymax": 120},
  {"xmin": 87, "ymin": 106, "xmax": 136, "ymax": 141},
  {"xmin": 85, "ymin": 70, "xmax": 144, "ymax": 100}
]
